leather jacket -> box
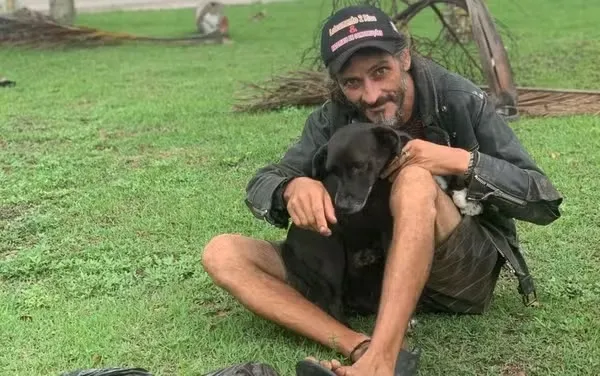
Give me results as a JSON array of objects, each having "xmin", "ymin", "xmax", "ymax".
[{"xmin": 244, "ymin": 54, "xmax": 564, "ymax": 306}]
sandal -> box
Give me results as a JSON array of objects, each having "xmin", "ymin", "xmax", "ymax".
[
  {"xmin": 349, "ymin": 338, "xmax": 371, "ymax": 363},
  {"xmin": 394, "ymin": 347, "xmax": 421, "ymax": 376}
]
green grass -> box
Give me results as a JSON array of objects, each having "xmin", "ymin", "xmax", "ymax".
[{"xmin": 1, "ymin": 0, "xmax": 599, "ymax": 375}]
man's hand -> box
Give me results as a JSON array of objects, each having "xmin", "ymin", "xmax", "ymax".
[
  {"xmin": 381, "ymin": 139, "xmax": 471, "ymax": 181},
  {"xmin": 283, "ymin": 177, "xmax": 337, "ymax": 236}
]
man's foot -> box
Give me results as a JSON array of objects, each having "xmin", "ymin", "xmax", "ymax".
[
  {"xmin": 297, "ymin": 351, "xmax": 395, "ymax": 376},
  {"xmin": 297, "ymin": 318, "xmax": 420, "ymax": 376},
  {"xmin": 296, "ymin": 344, "xmax": 421, "ymax": 376},
  {"xmin": 296, "ymin": 359, "xmax": 338, "ymax": 376}
]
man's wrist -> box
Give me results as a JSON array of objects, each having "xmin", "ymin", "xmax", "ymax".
[
  {"xmin": 464, "ymin": 150, "xmax": 478, "ymax": 183},
  {"xmin": 450, "ymin": 148, "xmax": 472, "ymax": 175},
  {"xmin": 281, "ymin": 177, "xmax": 297, "ymax": 203},
  {"xmin": 273, "ymin": 179, "xmax": 293, "ymax": 209}
]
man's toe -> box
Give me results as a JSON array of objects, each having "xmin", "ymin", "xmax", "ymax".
[
  {"xmin": 296, "ymin": 359, "xmax": 337, "ymax": 376},
  {"xmin": 333, "ymin": 365, "xmax": 354, "ymax": 376}
]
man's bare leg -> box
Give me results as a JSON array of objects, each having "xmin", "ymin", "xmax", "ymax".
[
  {"xmin": 323, "ymin": 166, "xmax": 462, "ymax": 375},
  {"xmin": 201, "ymin": 234, "xmax": 369, "ymax": 358}
]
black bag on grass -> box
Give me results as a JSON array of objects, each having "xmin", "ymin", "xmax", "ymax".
[
  {"xmin": 60, "ymin": 363, "xmax": 280, "ymax": 376},
  {"xmin": 60, "ymin": 368, "xmax": 153, "ymax": 376}
]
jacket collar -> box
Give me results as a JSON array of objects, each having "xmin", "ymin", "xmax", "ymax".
[{"xmin": 409, "ymin": 53, "xmax": 441, "ymax": 128}]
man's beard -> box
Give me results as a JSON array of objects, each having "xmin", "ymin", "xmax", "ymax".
[{"xmin": 355, "ymin": 75, "xmax": 409, "ymax": 128}]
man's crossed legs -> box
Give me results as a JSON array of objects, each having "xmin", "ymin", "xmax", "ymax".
[{"xmin": 202, "ymin": 167, "xmax": 505, "ymax": 375}]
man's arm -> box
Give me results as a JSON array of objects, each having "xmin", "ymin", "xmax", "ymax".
[
  {"xmin": 245, "ymin": 104, "xmax": 333, "ymax": 228},
  {"xmin": 457, "ymin": 90, "xmax": 563, "ymax": 225}
]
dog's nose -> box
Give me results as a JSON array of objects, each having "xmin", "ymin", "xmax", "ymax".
[{"xmin": 335, "ymin": 195, "xmax": 364, "ymax": 215}]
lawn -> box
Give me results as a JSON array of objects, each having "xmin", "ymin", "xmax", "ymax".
[{"xmin": 1, "ymin": 0, "xmax": 599, "ymax": 375}]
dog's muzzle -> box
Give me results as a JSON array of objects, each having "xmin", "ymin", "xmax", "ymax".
[{"xmin": 334, "ymin": 186, "xmax": 373, "ymax": 215}]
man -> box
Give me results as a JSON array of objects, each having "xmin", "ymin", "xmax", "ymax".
[{"xmin": 202, "ymin": 5, "xmax": 563, "ymax": 376}]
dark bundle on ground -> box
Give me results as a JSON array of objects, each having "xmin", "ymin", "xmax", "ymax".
[{"xmin": 0, "ymin": 7, "xmax": 229, "ymax": 48}]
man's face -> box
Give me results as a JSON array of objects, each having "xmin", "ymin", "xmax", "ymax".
[{"xmin": 337, "ymin": 49, "xmax": 410, "ymax": 126}]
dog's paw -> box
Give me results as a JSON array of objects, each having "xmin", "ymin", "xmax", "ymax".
[
  {"xmin": 462, "ymin": 201, "xmax": 483, "ymax": 216},
  {"xmin": 452, "ymin": 189, "xmax": 468, "ymax": 208},
  {"xmin": 434, "ymin": 175, "xmax": 448, "ymax": 191},
  {"xmin": 452, "ymin": 189, "xmax": 483, "ymax": 216}
]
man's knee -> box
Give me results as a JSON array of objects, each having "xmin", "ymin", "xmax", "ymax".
[
  {"xmin": 393, "ymin": 166, "xmax": 439, "ymax": 204},
  {"xmin": 201, "ymin": 233, "xmax": 285, "ymax": 287},
  {"xmin": 201, "ymin": 234, "xmax": 243, "ymax": 284}
]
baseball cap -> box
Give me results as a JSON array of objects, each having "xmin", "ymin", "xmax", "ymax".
[{"xmin": 320, "ymin": 5, "xmax": 407, "ymax": 74}]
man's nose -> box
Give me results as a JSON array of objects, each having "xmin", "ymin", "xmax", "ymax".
[{"xmin": 361, "ymin": 80, "xmax": 380, "ymax": 106}]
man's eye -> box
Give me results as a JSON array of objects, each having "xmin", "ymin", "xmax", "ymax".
[
  {"xmin": 343, "ymin": 79, "xmax": 360, "ymax": 89},
  {"xmin": 373, "ymin": 67, "xmax": 388, "ymax": 78}
]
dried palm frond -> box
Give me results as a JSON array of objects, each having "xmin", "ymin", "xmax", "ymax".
[
  {"xmin": 0, "ymin": 7, "xmax": 229, "ymax": 49},
  {"xmin": 233, "ymin": 69, "xmax": 600, "ymax": 117},
  {"xmin": 233, "ymin": 70, "xmax": 332, "ymax": 113}
]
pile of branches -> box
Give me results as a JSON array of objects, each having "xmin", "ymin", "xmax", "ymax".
[
  {"xmin": 233, "ymin": 70, "xmax": 333, "ymax": 112},
  {"xmin": 0, "ymin": 7, "xmax": 229, "ymax": 48}
]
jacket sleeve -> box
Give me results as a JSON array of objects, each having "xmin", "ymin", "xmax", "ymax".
[
  {"xmin": 244, "ymin": 104, "xmax": 332, "ymax": 228},
  {"xmin": 462, "ymin": 91, "xmax": 563, "ymax": 225}
]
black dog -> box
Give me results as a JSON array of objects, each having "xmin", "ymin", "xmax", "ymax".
[
  {"xmin": 280, "ymin": 123, "xmax": 407, "ymax": 323},
  {"xmin": 281, "ymin": 122, "xmax": 480, "ymax": 322},
  {"xmin": 299, "ymin": 122, "xmax": 414, "ymax": 317}
]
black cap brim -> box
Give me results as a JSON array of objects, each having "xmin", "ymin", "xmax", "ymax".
[{"xmin": 328, "ymin": 39, "xmax": 396, "ymax": 75}]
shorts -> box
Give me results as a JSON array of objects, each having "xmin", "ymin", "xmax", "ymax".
[{"xmin": 273, "ymin": 215, "xmax": 507, "ymax": 324}]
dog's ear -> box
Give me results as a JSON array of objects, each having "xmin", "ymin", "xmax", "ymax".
[
  {"xmin": 371, "ymin": 126, "xmax": 400, "ymax": 153},
  {"xmin": 396, "ymin": 131, "xmax": 413, "ymax": 151},
  {"xmin": 311, "ymin": 143, "xmax": 328, "ymax": 179}
]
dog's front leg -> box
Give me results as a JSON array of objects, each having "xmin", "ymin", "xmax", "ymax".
[{"xmin": 451, "ymin": 188, "xmax": 483, "ymax": 216}]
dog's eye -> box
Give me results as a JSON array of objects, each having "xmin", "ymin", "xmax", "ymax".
[{"xmin": 351, "ymin": 162, "xmax": 367, "ymax": 173}]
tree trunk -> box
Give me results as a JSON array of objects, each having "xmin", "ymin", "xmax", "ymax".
[
  {"xmin": 49, "ymin": 0, "xmax": 75, "ymax": 25},
  {"xmin": 442, "ymin": 4, "xmax": 472, "ymax": 43}
]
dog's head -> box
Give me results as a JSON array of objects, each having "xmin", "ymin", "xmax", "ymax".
[{"xmin": 313, "ymin": 122, "xmax": 411, "ymax": 215}]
